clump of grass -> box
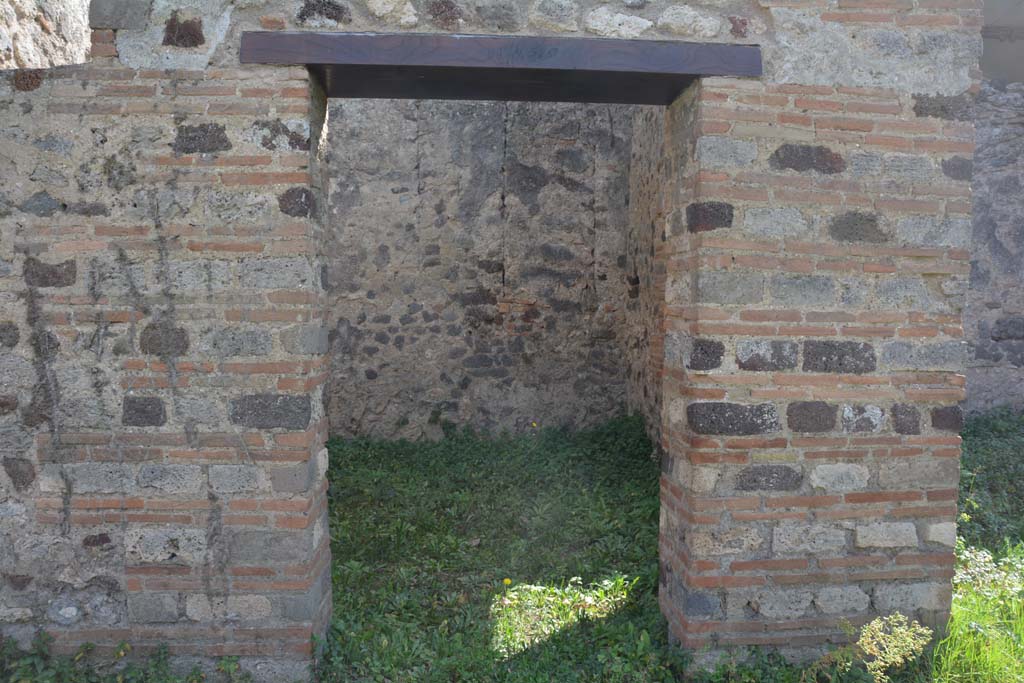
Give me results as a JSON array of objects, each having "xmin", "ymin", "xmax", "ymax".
[
  {"xmin": 932, "ymin": 542, "xmax": 1024, "ymax": 682},
  {"xmin": 0, "ymin": 634, "xmax": 253, "ymax": 683}
]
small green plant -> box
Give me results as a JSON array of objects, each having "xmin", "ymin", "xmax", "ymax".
[{"xmin": 0, "ymin": 632, "xmax": 251, "ymax": 683}]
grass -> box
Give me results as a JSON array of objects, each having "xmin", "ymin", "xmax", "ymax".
[
  {"xmin": 318, "ymin": 412, "xmax": 1024, "ymax": 683},
  {"xmin": 317, "ymin": 416, "xmax": 682, "ymax": 682},
  {"xmin": 931, "ymin": 409, "xmax": 1024, "ymax": 683}
]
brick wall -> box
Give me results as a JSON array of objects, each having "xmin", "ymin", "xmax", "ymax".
[
  {"xmin": 0, "ymin": 0, "xmax": 982, "ymax": 677},
  {"xmin": 657, "ymin": 75, "xmax": 971, "ymax": 654},
  {"xmin": 0, "ymin": 31, "xmax": 329, "ymax": 682}
]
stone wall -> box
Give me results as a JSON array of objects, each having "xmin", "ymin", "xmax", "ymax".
[
  {"xmin": 965, "ymin": 80, "xmax": 1024, "ymax": 413},
  {"xmin": 0, "ymin": 0, "xmax": 981, "ymax": 678},
  {"xmin": 322, "ymin": 99, "xmax": 635, "ymax": 438},
  {"xmin": 624, "ymin": 106, "xmax": 670, "ymax": 446},
  {"xmin": 0, "ymin": 0, "xmax": 89, "ymax": 69}
]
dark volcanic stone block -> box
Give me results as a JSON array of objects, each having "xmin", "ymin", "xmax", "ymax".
[
  {"xmin": 278, "ymin": 187, "xmax": 316, "ymax": 217},
  {"xmin": 686, "ymin": 201, "xmax": 734, "ymax": 232},
  {"xmin": 768, "ymin": 144, "xmax": 846, "ymax": 175},
  {"xmin": 913, "ymin": 93, "xmax": 973, "ymax": 121},
  {"xmin": 230, "ymin": 394, "xmax": 312, "ymax": 430},
  {"xmin": 787, "ymin": 401, "xmax": 838, "ymax": 433},
  {"xmin": 931, "ymin": 405, "xmax": 963, "ymax": 432},
  {"xmin": 992, "ymin": 317, "xmax": 1024, "ymax": 342},
  {"xmin": 2, "ymin": 458, "xmax": 35, "ymax": 491},
  {"xmin": 139, "ymin": 321, "xmax": 189, "ymax": 357},
  {"xmin": 688, "ymin": 338, "xmax": 725, "ymax": 371},
  {"xmin": 687, "ymin": 402, "xmax": 780, "ymax": 436},
  {"xmin": 23, "ymin": 257, "xmax": 76, "ymax": 288},
  {"xmin": 0, "ymin": 322, "xmax": 18, "ymax": 348},
  {"xmin": 891, "ymin": 403, "xmax": 921, "ymax": 435},
  {"xmin": 735, "ymin": 464, "xmax": 802, "ymax": 491},
  {"xmin": 171, "ymin": 123, "xmax": 230, "ymax": 154},
  {"xmin": 123, "ymin": 396, "xmax": 167, "ymax": 427},
  {"xmin": 828, "ymin": 212, "xmax": 888, "ymax": 243}
]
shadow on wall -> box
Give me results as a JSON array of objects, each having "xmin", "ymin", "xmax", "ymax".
[
  {"xmin": 965, "ymin": 78, "xmax": 1024, "ymax": 414},
  {"xmin": 321, "ymin": 99, "xmax": 648, "ymax": 440}
]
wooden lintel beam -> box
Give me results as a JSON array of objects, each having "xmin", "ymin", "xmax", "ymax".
[{"xmin": 240, "ymin": 31, "xmax": 762, "ymax": 105}]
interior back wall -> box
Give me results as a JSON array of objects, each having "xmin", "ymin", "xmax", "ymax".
[{"xmin": 322, "ymin": 100, "xmax": 639, "ymax": 438}]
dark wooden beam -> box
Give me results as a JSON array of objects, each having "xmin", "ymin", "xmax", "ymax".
[{"xmin": 240, "ymin": 31, "xmax": 762, "ymax": 105}]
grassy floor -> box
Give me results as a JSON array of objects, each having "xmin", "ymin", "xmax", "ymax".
[
  {"xmin": 318, "ymin": 412, "xmax": 1024, "ymax": 683},
  {"xmin": 317, "ymin": 417, "xmax": 681, "ymax": 682}
]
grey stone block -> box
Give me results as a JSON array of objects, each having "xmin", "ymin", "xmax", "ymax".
[
  {"xmin": 209, "ymin": 465, "xmax": 261, "ymax": 493},
  {"xmin": 686, "ymin": 201, "xmax": 734, "ymax": 233},
  {"xmin": 770, "ymin": 274, "xmax": 836, "ymax": 307},
  {"xmin": 268, "ymin": 461, "xmax": 315, "ymax": 494},
  {"xmin": 90, "ymin": 0, "xmax": 152, "ymax": 29},
  {"xmin": 855, "ymin": 522, "xmax": 918, "ymax": 548},
  {"xmin": 892, "ymin": 404, "xmax": 921, "ymax": 435},
  {"xmin": 841, "ymin": 404, "xmax": 884, "ymax": 433},
  {"xmin": 768, "ymin": 144, "xmax": 845, "ymax": 174},
  {"xmin": 228, "ymin": 529, "xmax": 315, "ymax": 564},
  {"xmin": 238, "ymin": 258, "xmax": 315, "ymax": 290},
  {"xmin": 742, "ymin": 207, "xmax": 810, "ymax": 239},
  {"xmin": 896, "ymin": 216, "xmax": 970, "ymax": 248},
  {"xmin": 137, "ymin": 464, "xmax": 204, "ymax": 495},
  {"xmin": 809, "ymin": 463, "xmax": 869, "ymax": 492},
  {"xmin": 23, "ymin": 257, "xmax": 76, "ymax": 288},
  {"xmin": 687, "ymin": 339, "xmax": 724, "ymax": 371},
  {"xmin": 736, "ymin": 340, "xmax": 798, "ymax": 371},
  {"xmin": 773, "ymin": 523, "xmax": 847, "ymax": 555},
  {"xmin": 125, "ymin": 527, "xmax": 207, "ymax": 565},
  {"xmin": 65, "ymin": 463, "xmax": 132, "ymax": 494},
  {"xmin": 697, "ymin": 271, "xmax": 765, "ymax": 305},
  {"xmin": 696, "ymin": 136, "xmax": 757, "ymax": 167},
  {"xmin": 127, "ymin": 593, "xmax": 179, "ymax": 623},
  {"xmin": 815, "ymin": 586, "xmax": 870, "ymax": 614},
  {"xmin": 281, "ymin": 324, "xmax": 329, "ymax": 356},
  {"xmin": 198, "ymin": 327, "xmax": 273, "ymax": 358}
]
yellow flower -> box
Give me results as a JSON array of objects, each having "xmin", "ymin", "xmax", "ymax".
[{"xmin": 503, "ymin": 577, "xmax": 512, "ymax": 586}]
